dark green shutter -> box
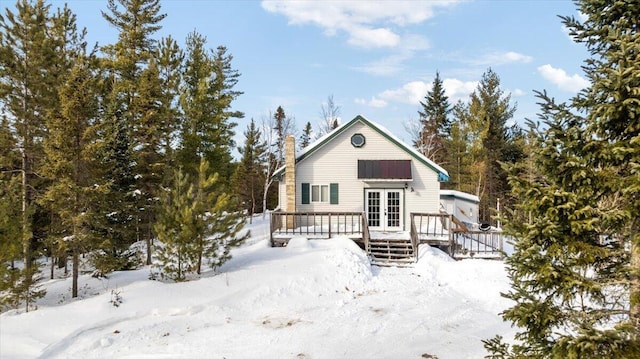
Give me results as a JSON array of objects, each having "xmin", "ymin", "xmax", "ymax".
[
  {"xmin": 330, "ymin": 183, "xmax": 339, "ymax": 204},
  {"xmin": 302, "ymin": 183, "xmax": 310, "ymax": 204}
]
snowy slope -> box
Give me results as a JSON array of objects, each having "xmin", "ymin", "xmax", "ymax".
[{"xmin": 0, "ymin": 217, "xmax": 516, "ymax": 359}]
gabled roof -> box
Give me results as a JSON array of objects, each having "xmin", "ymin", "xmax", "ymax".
[{"xmin": 273, "ymin": 115, "xmax": 449, "ymax": 181}]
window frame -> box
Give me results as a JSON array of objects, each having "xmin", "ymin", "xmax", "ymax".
[{"xmin": 311, "ymin": 184, "xmax": 330, "ymax": 203}]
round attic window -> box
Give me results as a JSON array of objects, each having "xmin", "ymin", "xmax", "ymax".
[{"xmin": 351, "ymin": 133, "xmax": 366, "ymax": 148}]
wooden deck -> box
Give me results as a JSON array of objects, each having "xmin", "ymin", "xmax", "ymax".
[{"xmin": 270, "ymin": 211, "xmax": 504, "ymax": 265}]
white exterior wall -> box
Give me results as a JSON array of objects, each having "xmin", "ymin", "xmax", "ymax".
[
  {"xmin": 290, "ymin": 121, "xmax": 441, "ymax": 230},
  {"xmin": 440, "ymin": 194, "xmax": 479, "ymax": 226},
  {"xmin": 278, "ymin": 180, "xmax": 287, "ymax": 211}
]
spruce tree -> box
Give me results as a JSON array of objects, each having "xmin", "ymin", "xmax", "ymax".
[
  {"xmin": 300, "ymin": 121, "xmax": 313, "ymax": 149},
  {"xmin": 91, "ymin": 99, "xmax": 139, "ymax": 273},
  {"xmin": 415, "ymin": 72, "xmax": 451, "ymax": 165},
  {"xmin": 565, "ymin": 0, "xmax": 640, "ymax": 332},
  {"xmin": 261, "ymin": 106, "xmax": 295, "ymax": 215},
  {"xmin": 100, "ymin": 0, "xmax": 167, "ymax": 266},
  {"xmin": 485, "ymin": 1, "xmax": 640, "ymax": 356},
  {"xmin": 232, "ymin": 119, "xmax": 267, "ymax": 220}
]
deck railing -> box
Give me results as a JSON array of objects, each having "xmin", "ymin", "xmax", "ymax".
[
  {"xmin": 410, "ymin": 218, "xmax": 419, "ymax": 262},
  {"xmin": 452, "ymin": 231, "xmax": 503, "ymax": 258},
  {"xmin": 361, "ymin": 214, "xmax": 370, "ymax": 253},
  {"xmin": 409, "ymin": 212, "xmax": 503, "ymax": 259},
  {"xmin": 270, "ymin": 211, "xmax": 367, "ymax": 246},
  {"xmin": 410, "ymin": 213, "xmax": 456, "ymax": 259}
]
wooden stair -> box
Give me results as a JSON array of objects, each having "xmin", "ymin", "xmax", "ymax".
[{"xmin": 368, "ymin": 238, "xmax": 415, "ymax": 267}]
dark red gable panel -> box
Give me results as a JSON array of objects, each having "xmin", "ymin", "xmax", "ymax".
[{"xmin": 358, "ymin": 160, "xmax": 412, "ymax": 179}]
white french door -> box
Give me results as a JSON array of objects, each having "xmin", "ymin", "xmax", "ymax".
[{"xmin": 365, "ymin": 189, "xmax": 403, "ymax": 231}]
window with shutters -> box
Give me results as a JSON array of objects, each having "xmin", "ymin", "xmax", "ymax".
[
  {"xmin": 311, "ymin": 184, "xmax": 329, "ymax": 203},
  {"xmin": 302, "ymin": 183, "xmax": 339, "ymax": 204}
]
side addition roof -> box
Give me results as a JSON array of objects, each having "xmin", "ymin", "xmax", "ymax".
[
  {"xmin": 273, "ymin": 115, "xmax": 449, "ymax": 182},
  {"xmin": 440, "ymin": 190, "xmax": 480, "ymax": 203}
]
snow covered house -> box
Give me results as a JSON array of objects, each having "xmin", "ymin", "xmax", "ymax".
[
  {"xmin": 270, "ymin": 115, "xmax": 503, "ymax": 264},
  {"xmin": 273, "ymin": 115, "xmax": 449, "ymax": 231}
]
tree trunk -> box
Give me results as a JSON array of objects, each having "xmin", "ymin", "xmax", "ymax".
[
  {"xmin": 146, "ymin": 217, "xmax": 153, "ymax": 265},
  {"xmin": 146, "ymin": 237, "xmax": 152, "ymax": 265},
  {"xmin": 72, "ymin": 249, "xmax": 79, "ymax": 298},
  {"xmin": 631, "ymin": 239, "xmax": 640, "ymax": 338},
  {"xmin": 196, "ymin": 237, "xmax": 202, "ymax": 275}
]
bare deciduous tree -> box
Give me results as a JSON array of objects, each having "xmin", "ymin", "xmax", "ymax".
[
  {"xmin": 260, "ymin": 107, "xmax": 295, "ymax": 216},
  {"xmin": 318, "ymin": 95, "xmax": 340, "ymax": 137}
]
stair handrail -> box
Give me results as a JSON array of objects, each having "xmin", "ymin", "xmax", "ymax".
[
  {"xmin": 410, "ymin": 213, "xmax": 419, "ymax": 262},
  {"xmin": 361, "ymin": 212, "xmax": 370, "ymax": 253}
]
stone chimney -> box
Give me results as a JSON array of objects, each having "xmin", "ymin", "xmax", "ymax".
[{"xmin": 285, "ymin": 135, "xmax": 296, "ymax": 227}]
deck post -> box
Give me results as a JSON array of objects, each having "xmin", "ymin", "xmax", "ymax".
[
  {"xmin": 269, "ymin": 212, "xmax": 275, "ymax": 247},
  {"xmin": 328, "ymin": 213, "xmax": 332, "ymax": 238},
  {"xmin": 448, "ymin": 214, "xmax": 454, "ymax": 256}
]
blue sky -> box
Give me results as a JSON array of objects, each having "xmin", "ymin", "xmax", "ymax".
[{"xmin": 42, "ymin": 0, "xmax": 589, "ymax": 145}]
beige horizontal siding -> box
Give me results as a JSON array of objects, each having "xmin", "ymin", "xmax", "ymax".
[{"xmin": 290, "ymin": 121, "xmax": 441, "ymax": 229}]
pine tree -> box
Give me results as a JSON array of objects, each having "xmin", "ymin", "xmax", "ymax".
[
  {"xmin": 154, "ymin": 167, "xmax": 197, "ymax": 282},
  {"xmin": 40, "ymin": 54, "xmax": 98, "ymax": 298},
  {"xmin": 155, "ymin": 159, "xmax": 248, "ymax": 281},
  {"xmin": 194, "ymin": 159, "xmax": 248, "ymax": 273},
  {"xmin": 0, "ymin": 175, "xmax": 22, "ymax": 311},
  {"xmin": 444, "ymin": 107, "xmax": 472, "ymax": 192},
  {"xmin": 415, "ymin": 72, "xmax": 451, "ymax": 165},
  {"xmin": 300, "ymin": 121, "xmax": 313, "ymax": 149},
  {"xmin": 451, "ymin": 69, "xmax": 518, "ymax": 225},
  {"xmin": 100, "ymin": 0, "xmax": 167, "ymax": 266},
  {"xmin": 101, "ymin": 0, "xmax": 166, "ymax": 82},
  {"xmin": 232, "ymin": 119, "xmax": 267, "ymax": 221},
  {"xmin": 178, "ymin": 33, "xmax": 243, "ymax": 189},
  {"xmin": 0, "ymin": 0, "xmax": 61, "ymax": 312},
  {"xmin": 155, "ymin": 36, "xmax": 183, "ymax": 186}
]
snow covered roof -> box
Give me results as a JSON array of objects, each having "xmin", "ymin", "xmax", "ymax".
[
  {"xmin": 440, "ymin": 190, "xmax": 480, "ymax": 203},
  {"xmin": 273, "ymin": 115, "xmax": 449, "ymax": 181}
]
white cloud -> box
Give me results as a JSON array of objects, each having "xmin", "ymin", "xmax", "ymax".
[
  {"xmin": 357, "ymin": 77, "xmax": 477, "ymax": 109},
  {"xmin": 511, "ymin": 88, "xmax": 526, "ymax": 97},
  {"xmin": 347, "ymin": 27, "xmax": 400, "ymax": 48},
  {"xmin": 355, "ymin": 34, "xmax": 430, "ymax": 76},
  {"xmin": 442, "ymin": 78, "xmax": 478, "ymax": 102},
  {"xmin": 379, "ymin": 81, "xmax": 430, "ymax": 104},
  {"xmin": 355, "ymin": 97, "xmax": 387, "ymax": 108},
  {"xmin": 470, "ymin": 51, "xmax": 533, "ymax": 66},
  {"xmin": 261, "ymin": 0, "xmax": 462, "ymax": 48},
  {"xmin": 537, "ymin": 64, "xmax": 589, "ymax": 92}
]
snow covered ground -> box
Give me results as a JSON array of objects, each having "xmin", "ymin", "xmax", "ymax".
[{"xmin": 0, "ymin": 217, "xmax": 516, "ymax": 358}]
